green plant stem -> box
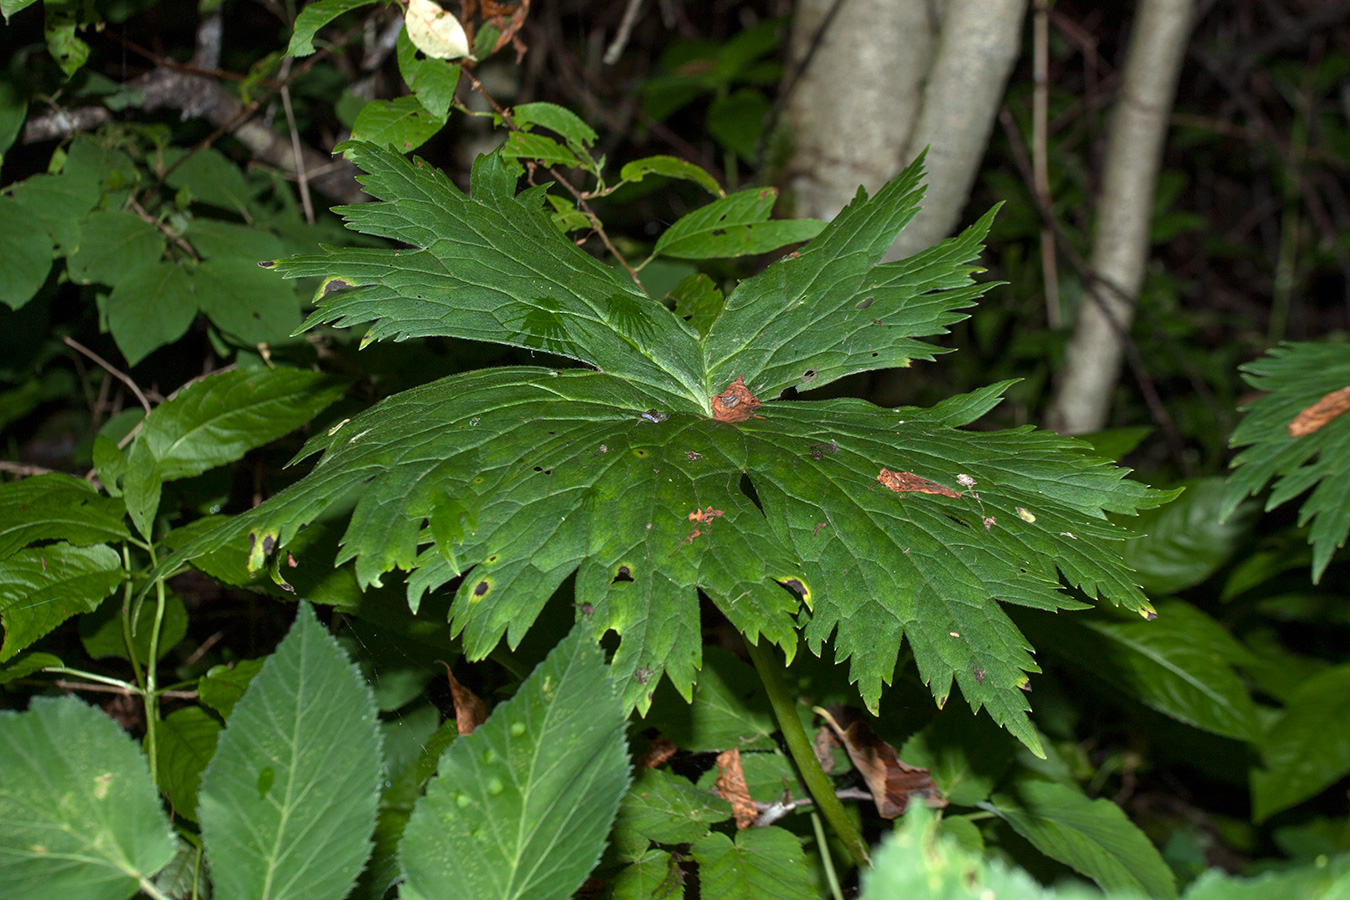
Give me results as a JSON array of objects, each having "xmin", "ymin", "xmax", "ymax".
[
  {"xmin": 143, "ymin": 544, "xmax": 168, "ymax": 790},
  {"xmin": 39, "ymin": 666, "xmax": 139, "ymax": 692},
  {"xmin": 812, "ymin": 810, "xmax": 845, "ymax": 900},
  {"xmin": 137, "ymin": 875, "xmax": 173, "ymax": 900},
  {"xmin": 121, "ymin": 545, "xmax": 146, "ymax": 688},
  {"xmin": 743, "ymin": 637, "xmax": 870, "ymax": 868}
]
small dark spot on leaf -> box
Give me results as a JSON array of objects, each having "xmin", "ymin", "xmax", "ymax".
[
  {"xmin": 487, "ymin": 555, "xmax": 498, "ymax": 563},
  {"xmin": 635, "ymin": 449, "xmax": 647, "ymax": 457},
  {"xmin": 856, "ymin": 297, "xmax": 873, "ymax": 310},
  {"xmin": 973, "ymin": 666, "xmax": 986, "ymax": 685},
  {"xmin": 1142, "ymin": 609, "xmax": 1158, "ymax": 621},
  {"xmin": 613, "ymin": 565, "xmax": 633, "ymax": 584},
  {"xmin": 258, "ymin": 260, "xmax": 276, "ymax": 269},
  {"xmin": 802, "ymin": 369, "xmax": 817, "ymax": 382},
  {"xmin": 322, "ymin": 279, "xmax": 351, "ymax": 295},
  {"xmin": 473, "ymin": 581, "xmax": 490, "ymax": 597},
  {"xmin": 533, "ymin": 466, "xmax": 543, "ymax": 472},
  {"xmin": 686, "ymin": 450, "xmax": 703, "ymax": 461},
  {"xmin": 635, "ymin": 667, "xmax": 653, "ymax": 685},
  {"xmin": 575, "ymin": 601, "xmax": 594, "ymax": 616},
  {"xmin": 779, "ymin": 578, "xmax": 807, "ymax": 597},
  {"xmin": 261, "ymin": 534, "xmax": 276, "ymax": 554},
  {"xmin": 809, "ymin": 440, "xmax": 838, "ymax": 461}
]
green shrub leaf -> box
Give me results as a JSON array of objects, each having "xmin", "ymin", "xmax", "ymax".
[
  {"xmin": 287, "ymin": 0, "xmax": 379, "ymax": 57},
  {"xmin": 691, "ymin": 827, "xmax": 815, "ymax": 900},
  {"xmin": 1024, "ymin": 601, "xmax": 1260, "ymax": 741},
  {"xmin": 653, "ymin": 186, "xmax": 824, "ymax": 260},
  {"xmin": 398, "ymin": 623, "xmax": 630, "ymax": 900},
  {"xmin": 614, "ymin": 768, "xmax": 732, "ymax": 847},
  {"xmin": 150, "ymin": 706, "xmax": 221, "ymax": 822},
  {"xmin": 1251, "ymin": 663, "xmax": 1350, "ymax": 822},
  {"xmin": 197, "ymin": 601, "xmax": 382, "ymax": 900},
  {"xmin": 137, "ymin": 366, "xmax": 349, "ymax": 481},
  {"xmin": 981, "ymin": 779, "xmax": 1177, "ymax": 899},
  {"xmin": 0, "ymin": 696, "xmax": 176, "ymax": 900},
  {"xmin": 0, "ymin": 473, "xmax": 129, "ymax": 557},
  {"xmin": 0, "ymin": 542, "xmax": 122, "ymax": 662}
]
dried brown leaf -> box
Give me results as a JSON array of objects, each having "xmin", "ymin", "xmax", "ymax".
[
  {"xmin": 715, "ymin": 748, "xmax": 758, "ymax": 829},
  {"xmin": 1289, "ymin": 384, "xmax": 1350, "ymax": 437}
]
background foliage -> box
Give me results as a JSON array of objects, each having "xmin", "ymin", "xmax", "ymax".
[{"xmin": 1, "ymin": 2, "xmax": 1348, "ymax": 900}]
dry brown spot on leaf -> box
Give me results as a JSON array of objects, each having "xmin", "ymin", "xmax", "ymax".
[
  {"xmin": 876, "ymin": 468, "xmax": 960, "ymax": 498},
  {"xmin": 688, "ymin": 506, "xmax": 724, "ymax": 523},
  {"xmin": 710, "ymin": 376, "xmax": 763, "ymax": 423},
  {"xmin": 1289, "ymin": 384, "xmax": 1350, "ymax": 437},
  {"xmin": 635, "ymin": 737, "xmax": 677, "ymax": 770},
  {"xmin": 714, "ymin": 748, "xmax": 758, "ymax": 829},
  {"xmin": 436, "ymin": 660, "xmax": 488, "ymax": 735},
  {"xmin": 817, "ymin": 706, "xmax": 944, "ymax": 819},
  {"xmin": 813, "ymin": 723, "xmax": 840, "ymax": 773},
  {"xmin": 460, "ymin": 0, "xmax": 531, "ymax": 61}
]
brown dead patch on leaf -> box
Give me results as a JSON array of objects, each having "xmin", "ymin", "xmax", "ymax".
[
  {"xmin": 711, "ymin": 376, "xmax": 763, "ymax": 423},
  {"xmin": 688, "ymin": 506, "xmax": 724, "ymax": 524},
  {"xmin": 817, "ymin": 706, "xmax": 944, "ymax": 818},
  {"xmin": 1289, "ymin": 384, "xmax": 1350, "ymax": 437},
  {"xmin": 635, "ymin": 737, "xmax": 678, "ymax": 770},
  {"xmin": 436, "ymin": 660, "xmax": 488, "ymax": 735},
  {"xmin": 877, "ymin": 468, "xmax": 960, "ymax": 498},
  {"xmin": 714, "ymin": 748, "xmax": 758, "ymax": 829}
]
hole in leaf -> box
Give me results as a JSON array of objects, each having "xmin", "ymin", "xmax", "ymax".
[
  {"xmin": 738, "ymin": 473, "xmax": 763, "ymax": 513},
  {"xmin": 802, "ymin": 369, "xmax": 817, "ymax": 382},
  {"xmin": 612, "ymin": 565, "xmax": 634, "ymax": 584},
  {"xmin": 871, "ymin": 352, "xmax": 879, "ymax": 358}
]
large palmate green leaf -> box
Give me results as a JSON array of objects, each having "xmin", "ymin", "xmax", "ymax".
[
  {"xmin": 0, "ymin": 696, "xmax": 177, "ymax": 900},
  {"xmin": 159, "ymin": 142, "xmax": 1174, "ymax": 753},
  {"xmin": 1223, "ymin": 341, "xmax": 1350, "ymax": 582}
]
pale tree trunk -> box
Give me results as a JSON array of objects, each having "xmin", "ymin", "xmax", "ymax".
[
  {"xmin": 780, "ymin": 0, "xmax": 1028, "ymax": 262},
  {"xmin": 1045, "ymin": 0, "xmax": 1198, "ymax": 434}
]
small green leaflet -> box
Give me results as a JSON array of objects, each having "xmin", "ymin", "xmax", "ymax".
[
  {"xmin": 1223, "ymin": 341, "xmax": 1350, "ymax": 582},
  {"xmin": 159, "ymin": 142, "xmax": 1174, "ymax": 753}
]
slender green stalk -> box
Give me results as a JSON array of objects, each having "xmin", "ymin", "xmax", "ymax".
[
  {"xmin": 743, "ymin": 637, "xmax": 870, "ymax": 868},
  {"xmin": 120, "ymin": 545, "xmax": 145, "ymax": 688},
  {"xmin": 142, "ymin": 544, "xmax": 168, "ymax": 789},
  {"xmin": 812, "ymin": 810, "xmax": 845, "ymax": 900},
  {"xmin": 38, "ymin": 666, "xmax": 138, "ymax": 692},
  {"xmin": 137, "ymin": 875, "xmax": 173, "ymax": 900}
]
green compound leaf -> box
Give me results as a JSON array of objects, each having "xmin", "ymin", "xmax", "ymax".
[
  {"xmin": 399, "ymin": 623, "xmax": 630, "ymax": 900},
  {"xmin": 0, "ymin": 696, "xmax": 177, "ymax": 900},
  {"xmin": 197, "ymin": 602, "xmax": 382, "ymax": 900},
  {"xmin": 1224, "ymin": 342, "xmax": 1350, "ymax": 582},
  {"xmin": 0, "ymin": 473, "xmax": 129, "ymax": 557},
  {"xmin": 137, "ymin": 366, "xmax": 350, "ymax": 481},
  {"xmin": 692, "ymin": 827, "xmax": 815, "ymax": 900},
  {"xmin": 981, "ymin": 779, "xmax": 1177, "ymax": 899},
  {"xmin": 0, "ymin": 543, "xmax": 122, "ymax": 662},
  {"xmin": 157, "ymin": 148, "xmax": 1174, "ymax": 751},
  {"xmin": 1251, "ymin": 663, "xmax": 1350, "ymax": 823}
]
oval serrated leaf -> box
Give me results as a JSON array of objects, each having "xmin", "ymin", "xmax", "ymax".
[
  {"xmin": 197, "ymin": 602, "xmax": 382, "ymax": 900},
  {"xmin": 981, "ymin": 779, "xmax": 1176, "ymax": 899},
  {"xmin": 0, "ymin": 696, "xmax": 177, "ymax": 900},
  {"xmin": 404, "ymin": 0, "xmax": 469, "ymax": 60},
  {"xmin": 399, "ymin": 624, "xmax": 630, "ymax": 900},
  {"xmin": 0, "ymin": 542, "xmax": 122, "ymax": 662}
]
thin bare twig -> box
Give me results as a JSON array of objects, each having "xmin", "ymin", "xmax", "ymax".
[
  {"xmin": 62, "ymin": 336, "xmax": 152, "ymax": 415},
  {"xmin": 52, "ymin": 679, "xmax": 199, "ymax": 700},
  {"xmin": 280, "ymin": 81, "xmax": 316, "ymax": 224},
  {"xmin": 604, "ymin": 0, "xmax": 646, "ymax": 65},
  {"xmin": 1033, "ymin": 0, "xmax": 1061, "ymax": 328},
  {"xmin": 0, "ymin": 461, "xmax": 58, "ymax": 477}
]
